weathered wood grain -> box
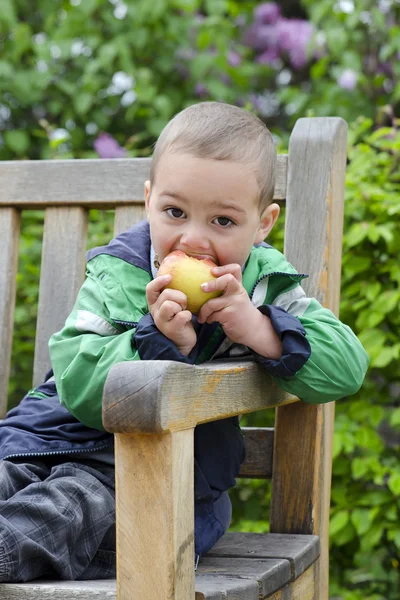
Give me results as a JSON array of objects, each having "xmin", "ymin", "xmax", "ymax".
[
  {"xmin": 239, "ymin": 427, "xmax": 274, "ymax": 479},
  {"xmin": 0, "ymin": 155, "xmax": 287, "ymax": 207},
  {"xmin": 0, "ymin": 208, "xmax": 20, "ymax": 417},
  {"xmin": 114, "ymin": 430, "xmax": 194, "ymax": 599},
  {"xmin": 207, "ymin": 532, "xmax": 319, "ymax": 580},
  {"xmin": 33, "ymin": 207, "xmax": 88, "ymax": 385},
  {"xmin": 102, "ymin": 359, "xmax": 297, "ymax": 434},
  {"xmin": 270, "ymin": 117, "xmax": 347, "ymax": 600},
  {"xmin": 0, "ymin": 580, "xmax": 116, "ymax": 599},
  {"xmin": 195, "ymin": 576, "xmax": 259, "ymax": 600},
  {"xmin": 197, "ymin": 556, "xmax": 291, "ymax": 598},
  {"xmin": 114, "ymin": 204, "xmax": 147, "ymax": 236},
  {"xmin": 263, "ymin": 561, "xmax": 317, "ymax": 599}
]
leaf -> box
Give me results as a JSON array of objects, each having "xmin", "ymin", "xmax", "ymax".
[
  {"xmin": 351, "ymin": 508, "xmax": 374, "ymax": 536},
  {"xmin": 388, "ymin": 472, "xmax": 400, "ymax": 496},
  {"xmin": 0, "ymin": 0, "xmax": 17, "ymax": 26},
  {"xmin": 73, "ymin": 92, "xmax": 93, "ymax": 116},
  {"xmin": 372, "ymin": 345, "xmax": 400, "ymax": 369},
  {"xmin": 3, "ymin": 130, "xmax": 30, "ymax": 154},
  {"xmin": 351, "ymin": 457, "xmax": 369, "ymax": 479},
  {"xmin": 372, "ymin": 290, "xmax": 400, "ymax": 315},
  {"xmin": 330, "ymin": 509, "xmax": 349, "ymax": 536}
]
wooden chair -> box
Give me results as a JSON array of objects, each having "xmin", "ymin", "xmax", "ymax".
[{"xmin": 0, "ymin": 117, "xmax": 348, "ymax": 600}]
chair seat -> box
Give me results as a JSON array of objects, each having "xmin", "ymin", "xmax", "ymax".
[{"xmin": 0, "ymin": 533, "xmax": 319, "ymax": 599}]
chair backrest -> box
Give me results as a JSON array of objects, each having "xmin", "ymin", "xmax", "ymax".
[{"xmin": 0, "ymin": 117, "xmax": 348, "ymax": 600}]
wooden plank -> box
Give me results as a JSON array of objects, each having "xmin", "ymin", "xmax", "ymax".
[
  {"xmin": 264, "ymin": 561, "xmax": 317, "ymax": 599},
  {"xmin": 207, "ymin": 532, "xmax": 319, "ymax": 580},
  {"xmin": 198, "ymin": 556, "xmax": 291, "ymax": 598},
  {"xmin": 0, "ymin": 155, "xmax": 287, "ymax": 207},
  {"xmin": 114, "ymin": 204, "xmax": 146, "ymax": 236},
  {"xmin": 33, "ymin": 207, "xmax": 88, "ymax": 386},
  {"xmin": 239, "ymin": 427, "xmax": 274, "ymax": 479},
  {"xmin": 195, "ymin": 576, "xmax": 259, "ymax": 600},
  {"xmin": 0, "ymin": 159, "xmax": 151, "ymax": 208},
  {"xmin": 114, "ymin": 430, "xmax": 195, "ymax": 600},
  {"xmin": 0, "ymin": 580, "xmax": 116, "ymax": 599},
  {"xmin": 0, "ymin": 560, "xmax": 317, "ymax": 600},
  {"xmin": 0, "ymin": 208, "xmax": 20, "ymax": 417},
  {"xmin": 270, "ymin": 117, "xmax": 348, "ymax": 600},
  {"xmin": 102, "ymin": 359, "xmax": 298, "ymax": 434}
]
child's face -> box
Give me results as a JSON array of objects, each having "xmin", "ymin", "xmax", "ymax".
[{"xmin": 145, "ymin": 152, "xmax": 279, "ymax": 268}]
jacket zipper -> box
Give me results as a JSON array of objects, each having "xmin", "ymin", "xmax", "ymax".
[
  {"xmin": 250, "ymin": 271, "xmax": 307, "ymax": 299},
  {"xmin": 2, "ymin": 440, "xmax": 114, "ymax": 461}
]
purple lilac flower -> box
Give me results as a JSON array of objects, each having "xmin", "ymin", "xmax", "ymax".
[
  {"xmin": 276, "ymin": 19, "xmax": 313, "ymax": 69},
  {"xmin": 94, "ymin": 133, "xmax": 126, "ymax": 158},
  {"xmin": 244, "ymin": 17, "xmax": 313, "ymax": 70},
  {"xmin": 243, "ymin": 23, "xmax": 278, "ymax": 51},
  {"xmin": 337, "ymin": 69, "xmax": 357, "ymax": 90},
  {"xmin": 195, "ymin": 83, "xmax": 208, "ymax": 98},
  {"xmin": 256, "ymin": 48, "xmax": 280, "ymax": 66},
  {"xmin": 254, "ymin": 3, "xmax": 281, "ymax": 25},
  {"xmin": 227, "ymin": 50, "xmax": 241, "ymax": 67}
]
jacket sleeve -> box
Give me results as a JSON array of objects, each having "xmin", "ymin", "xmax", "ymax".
[
  {"xmin": 252, "ymin": 284, "xmax": 369, "ymax": 403},
  {"xmin": 49, "ymin": 262, "xmax": 193, "ymax": 431}
]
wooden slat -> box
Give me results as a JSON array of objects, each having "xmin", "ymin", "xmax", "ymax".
[
  {"xmin": 195, "ymin": 576, "xmax": 259, "ymax": 600},
  {"xmin": 239, "ymin": 427, "xmax": 274, "ymax": 479},
  {"xmin": 114, "ymin": 204, "xmax": 146, "ymax": 236},
  {"xmin": 270, "ymin": 117, "xmax": 348, "ymax": 600},
  {"xmin": 33, "ymin": 207, "xmax": 88, "ymax": 386},
  {"xmin": 0, "ymin": 155, "xmax": 287, "ymax": 207},
  {"xmin": 0, "ymin": 208, "xmax": 20, "ymax": 417},
  {"xmin": 263, "ymin": 562, "xmax": 317, "ymax": 600},
  {"xmin": 0, "ymin": 580, "xmax": 116, "ymax": 599},
  {"xmin": 114, "ymin": 430, "xmax": 194, "ymax": 600},
  {"xmin": 102, "ymin": 359, "xmax": 297, "ymax": 434},
  {"xmin": 197, "ymin": 557, "xmax": 291, "ymax": 599},
  {"xmin": 207, "ymin": 532, "xmax": 319, "ymax": 581}
]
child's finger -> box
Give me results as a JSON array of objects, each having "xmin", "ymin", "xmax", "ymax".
[
  {"xmin": 197, "ymin": 296, "xmax": 229, "ymax": 324},
  {"xmin": 146, "ymin": 275, "xmax": 172, "ymax": 306},
  {"xmin": 172, "ymin": 310, "xmax": 193, "ymax": 328},
  {"xmin": 157, "ymin": 288, "xmax": 188, "ymax": 311},
  {"xmin": 211, "ymin": 263, "xmax": 242, "ymax": 283},
  {"xmin": 158, "ymin": 299, "xmax": 184, "ymax": 322},
  {"xmin": 201, "ymin": 273, "xmax": 241, "ymax": 296}
]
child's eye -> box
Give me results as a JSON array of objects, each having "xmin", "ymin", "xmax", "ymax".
[
  {"xmin": 166, "ymin": 208, "xmax": 185, "ymax": 219},
  {"xmin": 214, "ymin": 216, "xmax": 235, "ymax": 227}
]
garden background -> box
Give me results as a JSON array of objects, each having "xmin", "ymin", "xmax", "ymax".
[{"xmin": 1, "ymin": 0, "xmax": 399, "ymax": 597}]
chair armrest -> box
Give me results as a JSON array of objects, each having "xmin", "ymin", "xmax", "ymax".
[{"xmin": 102, "ymin": 358, "xmax": 297, "ymax": 434}]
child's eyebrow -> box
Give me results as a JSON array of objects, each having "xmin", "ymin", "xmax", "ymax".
[
  {"xmin": 159, "ymin": 190, "xmax": 187, "ymax": 202},
  {"xmin": 160, "ymin": 191, "xmax": 246, "ymax": 214},
  {"xmin": 213, "ymin": 201, "xmax": 246, "ymax": 214}
]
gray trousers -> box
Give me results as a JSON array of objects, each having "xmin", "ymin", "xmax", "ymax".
[{"xmin": 0, "ymin": 458, "xmax": 116, "ymax": 582}]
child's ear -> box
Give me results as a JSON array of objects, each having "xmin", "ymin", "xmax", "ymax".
[
  {"xmin": 144, "ymin": 180, "xmax": 151, "ymax": 212},
  {"xmin": 254, "ymin": 202, "xmax": 280, "ymax": 244}
]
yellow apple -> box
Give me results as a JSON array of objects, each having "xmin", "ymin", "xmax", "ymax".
[{"xmin": 157, "ymin": 250, "xmax": 222, "ymax": 314}]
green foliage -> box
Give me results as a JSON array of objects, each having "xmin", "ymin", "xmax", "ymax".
[
  {"xmin": 328, "ymin": 120, "xmax": 400, "ymax": 599},
  {"xmin": 231, "ymin": 120, "xmax": 400, "ymax": 599},
  {"xmin": 0, "ymin": 0, "xmax": 264, "ymax": 161},
  {"xmin": 281, "ymin": 0, "xmax": 400, "ymax": 127},
  {"xmin": 3, "ymin": 1, "xmax": 400, "ymax": 598}
]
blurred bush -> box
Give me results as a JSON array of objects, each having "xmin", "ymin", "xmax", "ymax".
[
  {"xmin": 231, "ymin": 119, "xmax": 400, "ymax": 600},
  {"xmin": 2, "ymin": 1, "xmax": 400, "ymax": 598}
]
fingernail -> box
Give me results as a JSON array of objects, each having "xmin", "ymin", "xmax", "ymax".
[{"xmin": 201, "ymin": 282, "xmax": 209, "ymax": 291}]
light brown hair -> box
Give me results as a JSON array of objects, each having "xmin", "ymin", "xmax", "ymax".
[{"xmin": 150, "ymin": 101, "xmax": 276, "ymax": 209}]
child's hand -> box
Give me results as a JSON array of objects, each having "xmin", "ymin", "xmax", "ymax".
[
  {"xmin": 146, "ymin": 275, "xmax": 197, "ymax": 356},
  {"xmin": 197, "ymin": 264, "xmax": 282, "ymax": 359}
]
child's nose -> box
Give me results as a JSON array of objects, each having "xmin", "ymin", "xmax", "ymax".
[{"xmin": 180, "ymin": 226, "xmax": 210, "ymax": 250}]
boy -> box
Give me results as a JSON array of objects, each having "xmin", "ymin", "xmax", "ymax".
[{"xmin": 0, "ymin": 102, "xmax": 369, "ymax": 582}]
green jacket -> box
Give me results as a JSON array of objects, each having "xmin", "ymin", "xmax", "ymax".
[{"xmin": 49, "ymin": 221, "xmax": 369, "ymax": 431}]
